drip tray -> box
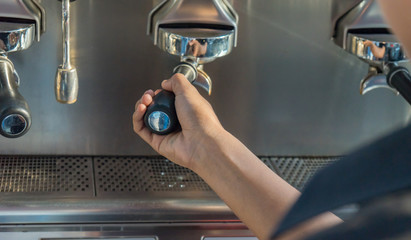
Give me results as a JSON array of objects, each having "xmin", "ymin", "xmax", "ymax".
[
  {"xmin": 0, "ymin": 156, "xmax": 337, "ymax": 196},
  {"xmin": 0, "ymin": 155, "xmax": 337, "ymax": 224}
]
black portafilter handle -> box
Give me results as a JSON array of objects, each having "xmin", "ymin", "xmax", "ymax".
[
  {"xmin": 387, "ymin": 66, "xmax": 411, "ymax": 105},
  {"xmin": 0, "ymin": 57, "xmax": 31, "ymax": 138},
  {"xmin": 143, "ymin": 61, "xmax": 198, "ymax": 135},
  {"xmin": 143, "ymin": 90, "xmax": 179, "ymax": 135}
]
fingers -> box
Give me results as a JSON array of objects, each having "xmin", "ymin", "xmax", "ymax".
[
  {"xmin": 141, "ymin": 93, "xmax": 153, "ymax": 106},
  {"xmin": 133, "ymin": 89, "xmax": 157, "ymax": 138},
  {"xmin": 161, "ymin": 73, "xmax": 194, "ymax": 96},
  {"xmin": 135, "ymin": 89, "xmax": 155, "ymax": 110},
  {"xmin": 133, "ymin": 93, "xmax": 154, "ymax": 143},
  {"xmin": 132, "ymin": 106, "xmax": 153, "ymax": 143}
]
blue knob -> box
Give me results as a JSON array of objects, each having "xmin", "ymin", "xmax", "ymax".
[{"xmin": 147, "ymin": 111, "xmax": 171, "ymax": 133}]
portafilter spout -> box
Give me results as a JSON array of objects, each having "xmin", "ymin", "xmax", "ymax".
[
  {"xmin": 0, "ymin": 1, "xmax": 44, "ymax": 138},
  {"xmin": 0, "ymin": 21, "xmax": 39, "ymax": 138},
  {"xmin": 0, "ymin": 54, "xmax": 31, "ymax": 138},
  {"xmin": 332, "ymin": 0, "xmax": 411, "ymax": 105},
  {"xmin": 144, "ymin": 0, "xmax": 238, "ymax": 135}
]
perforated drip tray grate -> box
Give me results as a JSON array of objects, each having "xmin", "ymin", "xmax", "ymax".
[
  {"xmin": 264, "ymin": 156, "xmax": 339, "ymax": 190},
  {"xmin": 0, "ymin": 156, "xmax": 339, "ymax": 197},
  {"xmin": 95, "ymin": 156, "xmax": 212, "ymax": 194},
  {"xmin": 0, "ymin": 156, "xmax": 93, "ymax": 196}
]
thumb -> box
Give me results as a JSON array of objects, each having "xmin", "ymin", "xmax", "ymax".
[{"xmin": 161, "ymin": 73, "xmax": 194, "ymax": 96}]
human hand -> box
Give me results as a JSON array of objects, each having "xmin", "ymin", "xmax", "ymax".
[
  {"xmin": 133, "ymin": 73, "xmax": 225, "ymax": 170},
  {"xmin": 363, "ymin": 40, "xmax": 386, "ymax": 59},
  {"xmin": 188, "ymin": 40, "xmax": 208, "ymax": 57}
]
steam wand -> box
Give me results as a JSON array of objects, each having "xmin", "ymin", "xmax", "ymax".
[{"xmin": 55, "ymin": 0, "xmax": 78, "ymax": 104}]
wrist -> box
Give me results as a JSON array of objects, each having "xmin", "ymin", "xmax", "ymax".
[{"xmin": 190, "ymin": 127, "xmax": 231, "ymax": 174}]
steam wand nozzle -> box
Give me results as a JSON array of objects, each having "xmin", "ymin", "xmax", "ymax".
[{"xmin": 55, "ymin": 0, "xmax": 78, "ymax": 104}]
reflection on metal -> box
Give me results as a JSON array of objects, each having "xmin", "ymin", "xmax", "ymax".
[
  {"xmin": 148, "ymin": 0, "xmax": 238, "ymax": 93},
  {"xmin": 147, "ymin": 111, "xmax": 171, "ymax": 133},
  {"xmin": 347, "ymin": 34, "xmax": 407, "ymax": 65},
  {"xmin": 0, "ymin": 0, "xmax": 45, "ymax": 42},
  {"xmin": 0, "ymin": 22, "xmax": 35, "ymax": 53},
  {"xmin": 144, "ymin": 0, "xmax": 238, "ymax": 135},
  {"xmin": 194, "ymin": 67, "xmax": 212, "ymax": 95},
  {"xmin": 0, "ymin": 56, "xmax": 31, "ymax": 138},
  {"xmin": 148, "ymin": 0, "xmax": 238, "ymax": 48},
  {"xmin": 157, "ymin": 27, "xmax": 235, "ymax": 64},
  {"xmin": 332, "ymin": 0, "xmax": 388, "ymax": 50},
  {"xmin": 0, "ymin": 0, "xmax": 409, "ymax": 155},
  {"xmin": 0, "ymin": 0, "xmax": 45, "ymax": 138},
  {"xmin": 1, "ymin": 114, "xmax": 28, "ymax": 137},
  {"xmin": 332, "ymin": 0, "xmax": 411, "ymax": 104},
  {"xmin": 55, "ymin": 0, "xmax": 78, "ymax": 104}
]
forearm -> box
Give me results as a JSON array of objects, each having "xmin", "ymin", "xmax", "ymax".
[
  {"xmin": 192, "ymin": 129, "xmax": 342, "ymax": 240},
  {"xmin": 192, "ymin": 129, "xmax": 299, "ymax": 239},
  {"xmin": 134, "ymin": 76, "xmax": 342, "ymax": 239},
  {"xmin": 378, "ymin": 0, "xmax": 411, "ymax": 56}
]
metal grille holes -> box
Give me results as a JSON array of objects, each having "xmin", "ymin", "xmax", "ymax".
[
  {"xmin": 95, "ymin": 156, "xmax": 212, "ymax": 193},
  {"xmin": 0, "ymin": 156, "xmax": 92, "ymax": 194},
  {"xmin": 267, "ymin": 157, "xmax": 338, "ymax": 190},
  {"xmin": 0, "ymin": 156, "xmax": 338, "ymax": 195}
]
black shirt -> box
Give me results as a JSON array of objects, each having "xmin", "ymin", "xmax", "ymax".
[{"xmin": 271, "ymin": 124, "xmax": 411, "ymax": 240}]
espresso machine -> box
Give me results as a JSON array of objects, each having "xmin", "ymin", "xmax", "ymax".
[
  {"xmin": 332, "ymin": 0, "xmax": 411, "ymax": 105},
  {"xmin": 1, "ymin": 1, "xmax": 411, "ymax": 239},
  {"xmin": 144, "ymin": 0, "xmax": 238, "ymax": 134},
  {"xmin": 0, "ymin": 0, "xmax": 45, "ymax": 138}
]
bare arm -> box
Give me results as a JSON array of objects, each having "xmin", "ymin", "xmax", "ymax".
[
  {"xmin": 378, "ymin": 0, "xmax": 411, "ymax": 56},
  {"xmin": 133, "ymin": 74, "xmax": 341, "ymax": 240},
  {"xmin": 132, "ymin": 2, "xmax": 411, "ymax": 238}
]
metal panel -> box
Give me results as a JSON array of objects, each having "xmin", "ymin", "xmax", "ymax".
[
  {"xmin": 0, "ymin": 0, "xmax": 409, "ymax": 155},
  {"xmin": 0, "ymin": 223, "xmax": 252, "ymax": 240},
  {"xmin": 0, "ymin": 155, "xmax": 339, "ymax": 224}
]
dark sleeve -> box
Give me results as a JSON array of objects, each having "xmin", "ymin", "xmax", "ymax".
[
  {"xmin": 304, "ymin": 190, "xmax": 411, "ymax": 240},
  {"xmin": 271, "ymin": 123, "xmax": 411, "ymax": 239}
]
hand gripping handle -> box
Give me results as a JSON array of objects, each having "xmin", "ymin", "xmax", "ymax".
[{"xmin": 143, "ymin": 62, "xmax": 198, "ymax": 135}]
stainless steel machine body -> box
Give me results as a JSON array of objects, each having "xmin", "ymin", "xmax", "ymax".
[
  {"xmin": 332, "ymin": 0, "xmax": 411, "ymax": 103},
  {"xmin": 0, "ymin": 0, "xmax": 409, "ymax": 155},
  {"xmin": 0, "ymin": 0, "xmax": 410, "ymax": 239},
  {"xmin": 0, "ymin": 0, "xmax": 45, "ymax": 138},
  {"xmin": 144, "ymin": 0, "xmax": 238, "ymax": 135}
]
